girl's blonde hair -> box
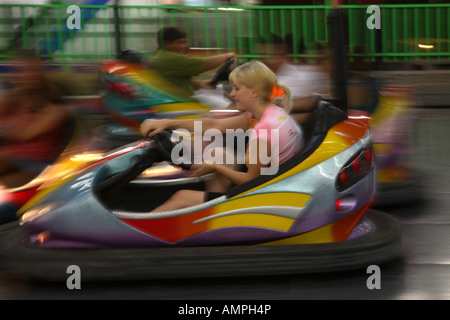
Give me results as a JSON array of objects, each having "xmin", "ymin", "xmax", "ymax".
[{"xmin": 229, "ymin": 60, "xmax": 292, "ymax": 112}]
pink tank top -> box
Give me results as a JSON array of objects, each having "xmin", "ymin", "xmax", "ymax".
[{"xmin": 248, "ymin": 104, "xmax": 304, "ymax": 166}]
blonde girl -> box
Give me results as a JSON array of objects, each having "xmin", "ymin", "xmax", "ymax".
[{"xmin": 140, "ymin": 60, "xmax": 304, "ymax": 212}]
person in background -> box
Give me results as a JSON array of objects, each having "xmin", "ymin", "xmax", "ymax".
[
  {"xmin": 148, "ymin": 26, "xmax": 236, "ymax": 97},
  {"xmin": 0, "ymin": 50, "xmax": 72, "ymax": 188},
  {"xmin": 140, "ymin": 60, "xmax": 303, "ymax": 212},
  {"xmin": 255, "ymin": 34, "xmax": 330, "ymax": 125}
]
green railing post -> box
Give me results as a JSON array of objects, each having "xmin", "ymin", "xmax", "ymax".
[
  {"xmin": 290, "ymin": 9, "xmax": 298, "ymax": 63},
  {"xmin": 214, "ymin": 9, "xmax": 221, "ymax": 54},
  {"xmin": 402, "ymin": 8, "xmax": 408, "ymax": 62},
  {"xmin": 413, "ymin": 7, "xmax": 419, "ymax": 61}
]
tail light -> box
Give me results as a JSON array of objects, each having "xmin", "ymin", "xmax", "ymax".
[{"xmin": 336, "ymin": 147, "xmax": 374, "ymax": 192}]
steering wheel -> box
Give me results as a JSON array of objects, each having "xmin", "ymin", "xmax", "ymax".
[
  {"xmin": 152, "ymin": 129, "xmax": 192, "ymax": 170},
  {"xmin": 210, "ymin": 58, "xmax": 235, "ymax": 87},
  {"xmin": 94, "ymin": 130, "xmax": 189, "ymax": 199}
]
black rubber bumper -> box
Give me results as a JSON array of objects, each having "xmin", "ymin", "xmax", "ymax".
[{"xmin": 0, "ymin": 210, "xmax": 402, "ymax": 282}]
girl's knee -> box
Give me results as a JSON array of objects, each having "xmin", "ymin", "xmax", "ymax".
[{"xmin": 170, "ymin": 190, "xmax": 204, "ymax": 207}]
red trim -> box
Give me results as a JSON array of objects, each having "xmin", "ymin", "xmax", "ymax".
[
  {"xmin": 104, "ymin": 110, "xmax": 141, "ymax": 129},
  {"xmin": 9, "ymin": 187, "xmax": 39, "ymax": 208}
]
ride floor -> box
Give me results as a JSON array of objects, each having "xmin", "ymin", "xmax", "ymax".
[{"xmin": 0, "ymin": 108, "xmax": 449, "ymax": 300}]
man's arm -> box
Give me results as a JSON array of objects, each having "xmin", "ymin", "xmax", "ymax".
[{"xmin": 199, "ymin": 53, "xmax": 235, "ymax": 73}]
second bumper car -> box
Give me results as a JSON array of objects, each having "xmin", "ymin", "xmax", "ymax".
[{"xmin": 369, "ymin": 85, "xmax": 422, "ymax": 206}]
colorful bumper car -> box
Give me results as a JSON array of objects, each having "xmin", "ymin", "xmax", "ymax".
[
  {"xmin": 368, "ymin": 85, "xmax": 422, "ymax": 206},
  {"xmin": 347, "ymin": 79, "xmax": 422, "ymax": 206},
  {"xmin": 95, "ymin": 51, "xmax": 233, "ymax": 149},
  {"xmin": 0, "ymin": 101, "xmax": 401, "ymax": 281}
]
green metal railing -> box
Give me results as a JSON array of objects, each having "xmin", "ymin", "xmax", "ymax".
[
  {"xmin": 346, "ymin": 4, "xmax": 450, "ymax": 63},
  {"xmin": 0, "ymin": 3, "xmax": 448, "ymax": 64}
]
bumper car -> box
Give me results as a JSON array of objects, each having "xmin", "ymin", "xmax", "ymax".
[
  {"xmin": 0, "ymin": 101, "xmax": 402, "ymax": 281},
  {"xmin": 368, "ymin": 85, "xmax": 422, "ymax": 206},
  {"xmin": 347, "ymin": 79, "xmax": 422, "ymax": 206},
  {"xmin": 95, "ymin": 51, "xmax": 233, "ymax": 149}
]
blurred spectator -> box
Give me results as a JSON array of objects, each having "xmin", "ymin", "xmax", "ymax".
[
  {"xmin": 148, "ymin": 26, "xmax": 236, "ymax": 97},
  {"xmin": 0, "ymin": 50, "xmax": 72, "ymax": 188},
  {"xmin": 255, "ymin": 34, "xmax": 330, "ymax": 126}
]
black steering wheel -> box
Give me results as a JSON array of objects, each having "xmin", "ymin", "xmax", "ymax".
[
  {"xmin": 152, "ymin": 129, "xmax": 192, "ymax": 170},
  {"xmin": 94, "ymin": 130, "xmax": 190, "ymax": 199},
  {"xmin": 210, "ymin": 58, "xmax": 235, "ymax": 87}
]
